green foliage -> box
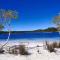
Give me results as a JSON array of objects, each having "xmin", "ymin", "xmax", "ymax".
[
  {"xmin": 0, "ymin": 9, "xmax": 18, "ymax": 31},
  {"xmin": 34, "ymin": 27, "xmax": 57, "ymax": 32},
  {"xmin": 53, "ymin": 15, "xmax": 60, "ymax": 25},
  {"xmin": 0, "ymin": 9, "xmax": 18, "ymax": 19},
  {"xmin": 53, "ymin": 13, "xmax": 60, "ymax": 31},
  {"xmin": 0, "ymin": 24, "xmax": 4, "ymax": 31}
]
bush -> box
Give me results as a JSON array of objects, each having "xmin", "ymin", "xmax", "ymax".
[
  {"xmin": 58, "ymin": 42, "xmax": 60, "ymax": 48},
  {"xmin": 8, "ymin": 45, "xmax": 30, "ymax": 55},
  {"xmin": 52, "ymin": 42, "xmax": 60, "ymax": 48},
  {"xmin": 8, "ymin": 46, "xmax": 19, "ymax": 55},
  {"xmin": 11, "ymin": 49, "xmax": 18, "ymax": 55},
  {"xmin": 47, "ymin": 44, "xmax": 55, "ymax": 52},
  {"xmin": 46, "ymin": 41, "xmax": 60, "ymax": 53},
  {"xmin": 52, "ymin": 42, "xmax": 57, "ymax": 48},
  {"xmin": 19, "ymin": 45, "xmax": 29, "ymax": 55},
  {"xmin": 46, "ymin": 41, "xmax": 56, "ymax": 52},
  {"xmin": 0, "ymin": 49, "xmax": 4, "ymax": 54}
]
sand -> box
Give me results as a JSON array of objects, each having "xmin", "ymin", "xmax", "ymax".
[{"xmin": 0, "ymin": 41, "xmax": 60, "ymax": 60}]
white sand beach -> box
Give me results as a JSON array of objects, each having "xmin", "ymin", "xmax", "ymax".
[{"xmin": 0, "ymin": 40, "xmax": 60, "ymax": 60}]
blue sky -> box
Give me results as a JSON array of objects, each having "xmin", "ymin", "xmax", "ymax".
[{"xmin": 0, "ymin": 0, "xmax": 60, "ymax": 31}]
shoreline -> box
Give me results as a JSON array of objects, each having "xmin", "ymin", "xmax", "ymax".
[{"xmin": 0, "ymin": 37, "xmax": 60, "ymax": 43}]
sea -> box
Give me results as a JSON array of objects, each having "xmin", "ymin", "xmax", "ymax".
[{"xmin": 0, "ymin": 32, "xmax": 60, "ymax": 42}]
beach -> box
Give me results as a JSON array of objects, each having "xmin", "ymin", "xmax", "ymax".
[
  {"xmin": 0, "ymin": 0, "xmax": 60, "ymax": 59},
  {"xmin": 0, "ymin": 40, "xmax": 60, "ymax": 60}
]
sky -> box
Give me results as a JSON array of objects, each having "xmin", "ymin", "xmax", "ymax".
[{"xmin": 0, "ymin": 0, "xmax": 60, "ymax": 31}]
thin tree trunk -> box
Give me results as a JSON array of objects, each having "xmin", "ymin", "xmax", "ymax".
[
  {"xmin": 2, "ymin": 31, "xmax": 11, "ymax": 48},
  {"xmin": 1, "ymin": 18, "xmax": 11, "ymax": 48}
]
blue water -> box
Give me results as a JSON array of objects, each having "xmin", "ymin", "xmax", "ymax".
[{"xmin": 0, "ymin": 32, "xmax": 60, "ymax": 40}]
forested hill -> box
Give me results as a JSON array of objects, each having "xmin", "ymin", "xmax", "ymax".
[{"xmin": 34, "ymin": 27, "xmax": 58, "ymax": 32}]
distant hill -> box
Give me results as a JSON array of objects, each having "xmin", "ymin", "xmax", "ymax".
[{"xmin": 34, "ymin": 27, "xmax": 58, "ymax": 32}]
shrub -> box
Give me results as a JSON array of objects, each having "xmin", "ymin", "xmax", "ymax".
[
  {"xmin": 47, "ymin": 44, "xmax": 55, "ymax": 52},
  {"xmin": 52, "ymin": 42, "xmax": 60, "ymax": 48},
  {"xmin": 52, "ymin": 42, "xmax": 57, "ymax": 48},
  {"xmin": 19, "ymin": 45, "xmax": 29, "ymax": 55},
  {"xmin": 0, "ymin": 48, "xmax": 4, "ymax": 54},
  {"xmin": 8, "ymin": 45, "xmax": 30, "ymax": 55},
  {"xmin": 58, "ymin": 42, "xmax": 60, "ymax": 48},
  {"xmin": 46, "ymin": 42, "xmax": 56, "ymax": 52},
  {"xmin": 11, "ymin": 49, "xmax": 18, "ymax": 55},
  {"xmin": 8, "ymin": 46, "xmax": 18, "ymax": 55}
]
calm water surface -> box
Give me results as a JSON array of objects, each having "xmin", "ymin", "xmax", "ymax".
[{"xmin": 0, "ymin": 32, "xmax": 60, "ymax": 41}]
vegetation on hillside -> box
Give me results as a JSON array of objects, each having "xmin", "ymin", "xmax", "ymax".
[{"xmin": 34, "ymin": 27, "xmax": 58, "ymax": 32}]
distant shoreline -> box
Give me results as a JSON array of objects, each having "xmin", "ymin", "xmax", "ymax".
[
  {"xmin": 0, "ymin": 27, "xmax": 58, "ymax": 33},
  {"xmin": 0, "ymin": 31, "xmax": 58, "ymax": 34}
]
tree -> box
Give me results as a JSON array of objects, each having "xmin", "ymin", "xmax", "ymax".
[
  {"xmin": 53, "ymin": 13, "xmax": 60, "ymax": 32},
  {"xmin": 0, "ymin": 9, "xmax": 18, "ymax": 48},
  {"xmin": 0, "ymin": 24, "xmax": 4, "ymax": 31}
]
